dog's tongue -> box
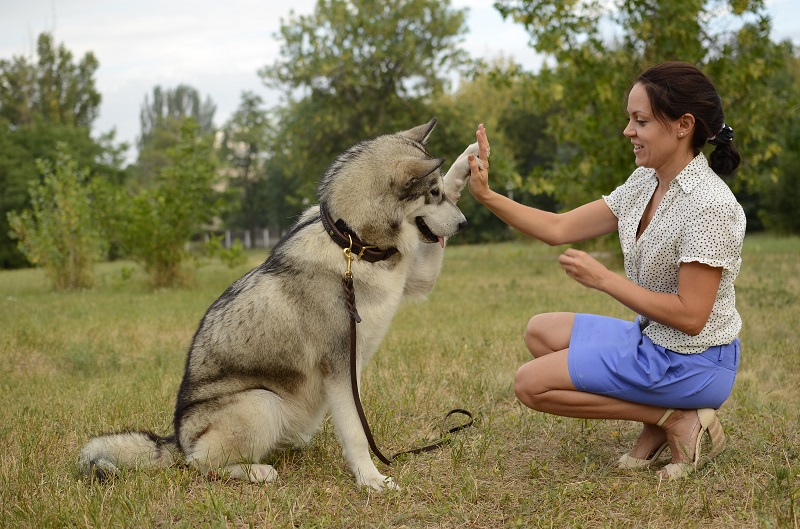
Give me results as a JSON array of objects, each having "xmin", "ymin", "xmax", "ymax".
[{"xmin": 438, "ymin": 236, "xmax": 444, "ymax": 248}]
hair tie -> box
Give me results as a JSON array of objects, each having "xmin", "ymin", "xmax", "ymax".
[{"xmin": 708, "ymin": 124, "xmax": 734, "ymax": 145}]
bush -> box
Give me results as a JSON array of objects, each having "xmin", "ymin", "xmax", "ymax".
[
  {"xmin": 7, "ymin": 145, "xmax": 106, "ymax": 290},
  {"xmin": 99, "ymin": 121, "xmax": 221, "ymax": 287}
]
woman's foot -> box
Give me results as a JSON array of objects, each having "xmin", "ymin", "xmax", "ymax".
[
  {"xmin": 657, "ymin": 408, "xmax": 726, "ymax": 480},
  {"xmin": 615, "ymin": 423, "xmax": 669, "ymax": 469}
]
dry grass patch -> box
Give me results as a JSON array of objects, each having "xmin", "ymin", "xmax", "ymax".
[{"xmin": 0, "ymin": 237, "xmax": 798, "ymax": 528}]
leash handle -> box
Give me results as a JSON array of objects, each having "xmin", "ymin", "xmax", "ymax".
[
  {"xmin": 388, "ymin": 409, "xmax": 474, "ymax": 461},
  {"xmin": 343, "ymin": 276, "xmax": 473, "ymax": 467}
]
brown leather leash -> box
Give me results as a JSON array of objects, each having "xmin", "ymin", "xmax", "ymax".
[{"xmin": 321, "ymin": 204, "xmax": 474, "ymax": 465}]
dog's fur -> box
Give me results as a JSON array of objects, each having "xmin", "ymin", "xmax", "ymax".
[{"xmin": 78, "ymin": 118, "xmax": 478, "ymax": 490}]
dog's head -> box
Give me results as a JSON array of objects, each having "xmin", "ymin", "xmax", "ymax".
[{"xmin": 318, "ymin": 118, "xmax": 467, "ymax": 250}]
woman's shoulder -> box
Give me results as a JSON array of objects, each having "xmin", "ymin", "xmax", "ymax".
[{"xmin": 612, "ymin": 166, "xmax": 656, "ymax": 195}]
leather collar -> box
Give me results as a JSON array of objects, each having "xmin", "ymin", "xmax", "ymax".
[{"xmin": 320, "ymin": 202, "xmax": 398, "ymax": 263}]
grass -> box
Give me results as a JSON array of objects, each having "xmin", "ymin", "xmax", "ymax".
[{"xmin": 0, "ymin": 235, "xmax": 798, "ymax": 528}]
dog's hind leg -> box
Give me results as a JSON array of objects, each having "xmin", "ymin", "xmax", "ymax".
[
  {"xmin": 182, "ymin": 389, "xmax": 287, "ymax": 483},
  {"xmin": 324, "ymin": 374, "xmax": 398, "ymax": 491}
]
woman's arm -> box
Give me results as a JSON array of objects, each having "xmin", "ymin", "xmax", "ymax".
[
  {"xmin": 559, "ymin": 250, "xmax": 722, "ymax": 336},
  {"xmin": 467, "ymin": 124, "xmax": 618, "ymax": 245}
]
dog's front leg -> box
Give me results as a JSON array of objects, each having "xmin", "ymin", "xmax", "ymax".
[
  {"xmin": 403, "ymin": 242, "xmax": 446, "ymax": 299},
  {"xmin": 324, "ymin": 374, "xmax": 398, "ymax": 491}
]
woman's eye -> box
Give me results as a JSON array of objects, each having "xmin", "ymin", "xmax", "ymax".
[{"xmin": 636, "ymin": 120, "xmax": 646, "ymax": 126}]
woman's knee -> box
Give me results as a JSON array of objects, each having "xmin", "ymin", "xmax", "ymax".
[
  {"xmin": 514, "ymin": 362, "xmax": 543, "ymax": 410},
  {"xmin": 523, "ymin": 314, "xmax": 547, "ymax": 357},
  {"xmin": 524, "ymin": 312, "xmax": 574, "ymax": 358}
]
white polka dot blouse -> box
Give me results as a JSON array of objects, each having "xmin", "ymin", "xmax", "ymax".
[{"xmin": 603, "ymin": 153, "xmax": 746, "ymax": 354}]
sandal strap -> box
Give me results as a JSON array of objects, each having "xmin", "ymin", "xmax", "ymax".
[{"xmin": 657, "ymin": 408, "xmax": 675, "ymax": 427}]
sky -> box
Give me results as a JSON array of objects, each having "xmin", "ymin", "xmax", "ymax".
[{"xmin": 1, "ymin": 0, "xmax": 798, "ymax": 163}]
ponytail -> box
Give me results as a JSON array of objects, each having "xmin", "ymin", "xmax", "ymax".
[{"xmin": 707, "ymin": 124, "xmax": 740, "ymax": 176}]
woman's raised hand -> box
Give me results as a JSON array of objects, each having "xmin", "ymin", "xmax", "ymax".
[{"xmin": 467, "ymin": 124, "xmax": 491, "ymax": 202}]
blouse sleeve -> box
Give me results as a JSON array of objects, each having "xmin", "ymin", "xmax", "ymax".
[
  {"xmin": 603, "ymin": 167, "xmax": 648, "ymax": 219},
  {"xmin": 679, "ymin": 199, "xmax": 745, "ymax": 270}
]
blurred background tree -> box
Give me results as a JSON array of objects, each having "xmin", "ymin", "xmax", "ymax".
[
  {"xmin": 0, "ymin": 33, "xmax": 125, "ymax": 268},
  {"xmin": 135, "ymin": 84, "xmax": 217, "ymax": 188},
  {"xmin": 258, "ymin": 0, "xmax": 471, "ymax": 232},
  {"xmin": 2, "ymin": 0, "xmax": 799, "ymax": 277},
  {"xmin": 495, "ymin": 0, "xmax": 800, "ymax": 230},
  {"xmin": 7, "ymin": 145, "xmax": 106, "ymax": 290}
]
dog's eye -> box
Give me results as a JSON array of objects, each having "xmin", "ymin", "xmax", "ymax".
[{"xmin": 431, "ymin": 188, "xmax": 440, "ymax": 197}]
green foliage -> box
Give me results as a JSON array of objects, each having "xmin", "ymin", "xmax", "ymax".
[
  {"xmin": 101, "ymin": 121, "xmax": 221, "ymax": 287},
  {"xmin": 0, "ymin": 33, "xmax": 126, "ymax": 269},
  {"xmin": 6, "ymin": 145, "xmax": 106, "ymax": 290},
  {"xmin": 494, "ymin": 0, "xmax": 799, "ymax": 221},
  {"xmin": 0, "ymin": 33, "xmax": 101, "ymax": 128},
  {"xmin": 218, "ymin": 92, "xmax": 273, "ymax": 234},
  {"xmin": 204, "ymin": 235, "xmax": 248, "ymax": 269},
  {"xmin": 704, "ymin": 20, "xmax": 799, "ymax": 228},
  {"xmin": 429, "ymin": 60, "xmax": 559, "ymax": 243},
  {"xmin": 135, "ymin": 84, "xmax": 216, "ymax": 187},
  {"xmin": 760, "ymin": 116, "xmax": 800, "ymax": 232},
  {"xmin": 259, "ymin": 0, "xmax": 470, "ymax": 215}
]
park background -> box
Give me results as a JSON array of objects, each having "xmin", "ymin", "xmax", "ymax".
[{"xmin": 1, "ymin": 0, "xmax": 799, "ymax": 527}]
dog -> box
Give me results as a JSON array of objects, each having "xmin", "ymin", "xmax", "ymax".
[{"xmin": 78, "ymin": 118, "xmax": 480, "ymax": 490}]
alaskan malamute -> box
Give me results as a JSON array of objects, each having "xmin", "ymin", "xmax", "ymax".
[{"xmin": 79, "ymin": 118, "xmax": 479, "ymax": 490}]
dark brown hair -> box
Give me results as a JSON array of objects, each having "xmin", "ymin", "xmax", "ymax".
[{"xmin": 633, "ymin": 61, "xmax": 740, "ymax": 176}]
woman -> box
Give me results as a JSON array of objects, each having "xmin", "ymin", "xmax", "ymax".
[{"xmin": 466, "ymin": 61, "xmax": 745, "ymax": 480}]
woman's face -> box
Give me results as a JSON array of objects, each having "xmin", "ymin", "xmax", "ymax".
[{"xmin": 623, "ymin": 83, "xmax": 691, "ymax": 179}]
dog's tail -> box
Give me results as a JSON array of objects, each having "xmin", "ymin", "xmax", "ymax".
[{"xmin": 78, "ymin": 431, "xmax": 178, "ymax": 481}]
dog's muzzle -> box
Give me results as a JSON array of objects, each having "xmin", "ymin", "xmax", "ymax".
[{"xmin": 415, "ymin": 216, "xmax": 467, "ymax": 248}]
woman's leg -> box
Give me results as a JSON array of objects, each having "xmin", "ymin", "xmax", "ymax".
[
  {"xmin": 514, "ymin": 346, "xmax": 702, "ymax": 469},
  {"xmin": 524, "ymin": 312, "xmax": 576, "ymax": 358}
]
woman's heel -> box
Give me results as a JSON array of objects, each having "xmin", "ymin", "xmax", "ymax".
[{"xmin": 659, "ymin": 408, "xmax": 726, "ymax": 481}]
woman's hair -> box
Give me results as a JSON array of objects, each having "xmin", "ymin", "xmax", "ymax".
[{"xmin": 633, "ymin": 61, "xmax": 740, "ymax": 176}]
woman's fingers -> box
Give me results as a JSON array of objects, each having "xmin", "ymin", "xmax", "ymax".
[{"xmin": 477, "ymin": 123, "xmax": 490, "ymax": 165}]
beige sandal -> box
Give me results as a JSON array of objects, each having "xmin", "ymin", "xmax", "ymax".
[
  {"xmin": 615, "ymin": 408, "xmax": 673, "ymax": 469},
  {"xmin": 658, "ymin": 408, "xmax": 727, "ymax": 481}
]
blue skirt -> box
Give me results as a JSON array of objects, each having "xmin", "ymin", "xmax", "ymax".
[{"xmin": 567, "ymin": 314, "xmax": 740, "ymax": 409}]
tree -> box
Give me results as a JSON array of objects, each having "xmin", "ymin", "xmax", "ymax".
[
  {"xmin": 7, "ymin": 145, "xmax": 106, "ymax": 290},
  {"xmin": 0, "ymin": 33, "xmax": 123, "ymax": 269},
  {"xmin": 427, "ymin": 58, "xmax": 560, "ymax": 243},
  {"xmin": 218, "ymin": 92, "xmax": 272, "ymax": 235},
  {"xmin": 101, "ymin": 121, "xmax": 220, "ymax": 287},
  {"xmin": 494, "ymin": 0, "xmax": 799, "ymax": 224},
  {"xmin": 0, "ymin": 33, "xmax": 100, "ymax": 128},
  {"xmin": 259, "ymin": 0, "xmax": 470, "ymax": 211},
  {"xmin": 135, "ymin": 84, "xmax": 216, "ymax": 187}
]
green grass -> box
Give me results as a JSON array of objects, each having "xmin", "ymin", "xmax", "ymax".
[{"xmin": 1, "ymin": 236, "xmax": 798, "ymax": 528}]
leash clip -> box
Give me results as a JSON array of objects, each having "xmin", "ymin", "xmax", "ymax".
[{"xmin": 343, "ymin": 233, "xmax": 354, "ymax": 279}]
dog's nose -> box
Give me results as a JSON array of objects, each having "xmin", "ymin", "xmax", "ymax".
[{"xmin": 457, "ymin": 219, "xmax": 468, "ymax": 232}]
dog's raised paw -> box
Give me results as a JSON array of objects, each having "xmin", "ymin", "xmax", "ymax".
[{"xmin": 443, "ymin": 142, "xmax": 481, "ymax": 201}]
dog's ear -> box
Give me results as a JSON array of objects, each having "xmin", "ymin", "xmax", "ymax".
[
  {"xmin": 397, "ymin": 156, "xmax": 445, "ymax": 182},
  {"xmin": 400, "ymin": 118, "xmax": 437, "ymax": 145}
]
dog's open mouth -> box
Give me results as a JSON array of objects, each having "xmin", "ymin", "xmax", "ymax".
[{"xmin": 415, "ymin": 217, "xmax": 444, "ymax": 247}]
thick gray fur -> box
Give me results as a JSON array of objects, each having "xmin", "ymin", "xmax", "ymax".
[{"xmin": 78, "ymin": 118, "xmax": 479, "ymax": 490}]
